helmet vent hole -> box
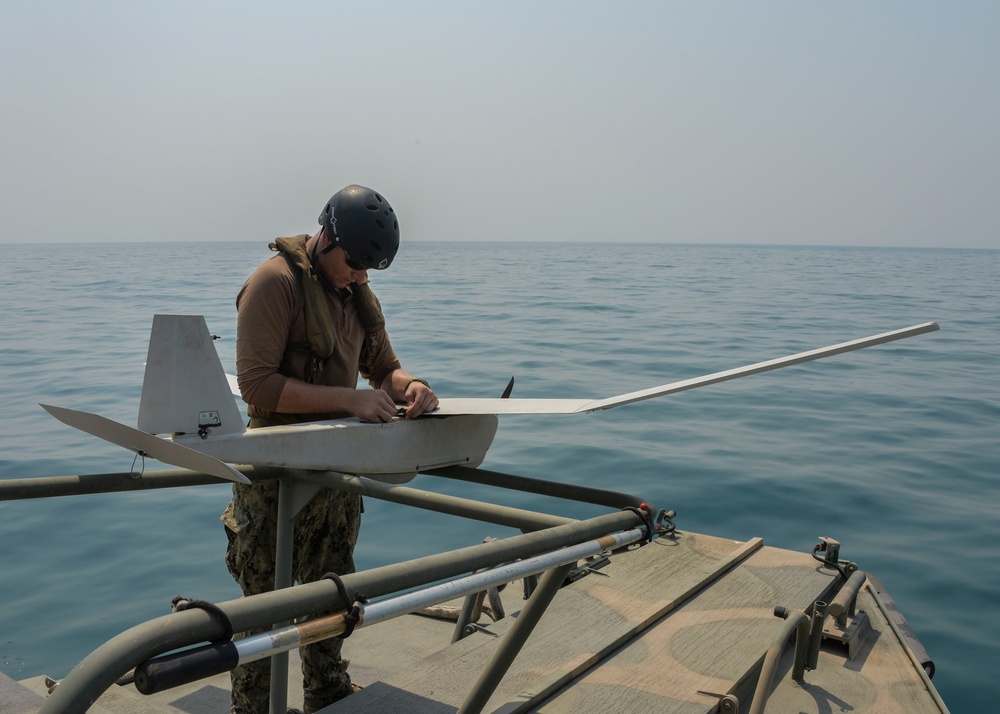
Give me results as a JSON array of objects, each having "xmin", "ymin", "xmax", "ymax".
[
  {"xmin": 366, "ymin": 204, "xmax": 379, "ymax": 212},
  {"xmin": 371, "ymin": 241, "xmax": 382, "ymax": 252},
  {"xmin": 375, "ymin": 219, "xmax": 385, "ymax": 229}
]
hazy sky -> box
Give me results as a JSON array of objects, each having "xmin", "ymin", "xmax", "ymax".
[{"xmin": 3, "ymin": 2, "xmax": 998, "ymax": 248}]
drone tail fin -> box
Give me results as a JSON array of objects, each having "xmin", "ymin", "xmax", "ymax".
[{"xmin": 137, "ymin": 315, "xmax": 246, "ymax": 438}]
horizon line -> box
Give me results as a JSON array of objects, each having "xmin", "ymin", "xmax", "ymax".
[{"xmin": 9, "ymin": 239, "xmax": 998, "ymax": 252}]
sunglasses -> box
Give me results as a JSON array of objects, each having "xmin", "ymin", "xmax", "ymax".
[{"xmin": 343, "ymin": 251, "xmax": 366, "ymax": 271}]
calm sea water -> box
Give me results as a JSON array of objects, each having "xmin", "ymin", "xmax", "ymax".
[{"xmin": 1, "ymin": 242, "xmax": 997, "ymax": 711}]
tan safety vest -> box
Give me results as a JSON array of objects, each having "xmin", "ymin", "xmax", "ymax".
[{"xmin": 269, "ymin": 235, "xmax": 386, "ymax": 383}]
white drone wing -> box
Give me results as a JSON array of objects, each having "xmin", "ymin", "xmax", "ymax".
[{"xmin": 432, "ymin": 322, "xmax": 939, "ymax": 416}]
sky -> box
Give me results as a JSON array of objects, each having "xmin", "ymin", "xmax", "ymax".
[{"xmin": 2, "ymin": 2, "xmax": 998, "ymax": 248}]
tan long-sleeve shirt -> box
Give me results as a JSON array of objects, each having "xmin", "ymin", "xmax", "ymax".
[{"xmin": 235, "ymin": 251, "xmax": 401, "ymax": 424}]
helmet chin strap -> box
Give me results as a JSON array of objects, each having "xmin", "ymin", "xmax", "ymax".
[
  {"xmin": 311, "ymin": 230, "xmax": 338, "ymax": 263},
  {"xmin": 308, "ymin": 232, "xmax": 343, "ymax": 292}
]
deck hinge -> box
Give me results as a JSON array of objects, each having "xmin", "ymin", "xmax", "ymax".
[{"xmin": 697, "ymin": 690, "xmax": 739, "ymax": 712}]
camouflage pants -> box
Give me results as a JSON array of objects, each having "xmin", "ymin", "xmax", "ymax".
[{"xmin": 222, "ymin": 474, "xmax": 362, "ymax": 714}]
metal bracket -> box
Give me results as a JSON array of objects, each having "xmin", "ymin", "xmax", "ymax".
[
  {"xmin": 822, "ymin": 610, "xmax": 873, "ymax": 661},
  {"xmin": 197, "ymin": 411, "xmax": 222, "ymax": 439},
  {"xmin": 656, "ymin": 508, "xmax": 677, "ymax": 535},
  {"xmin": 697, "ymin": 690, "xmax": 740, "ymax": 713},
  {"xmin": 816, "ymin": 536, "xmax": 841, "ymax": 565},
  {"xmin": 564, "ymin": 553, "xmax": 611, "ymax": 584},
  {"xmin": 281, "ymin": 476, "xmax": 325, "ymax": 521}
]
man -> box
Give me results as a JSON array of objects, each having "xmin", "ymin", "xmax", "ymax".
[{"xmin": 222, "ymin": 185, "xmax": 438, "ymax": 714}]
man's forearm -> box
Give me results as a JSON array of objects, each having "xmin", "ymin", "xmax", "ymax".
[
  {"xmin": 380, "ymin": 369, "xmax": 421, "ymax": 403},
  {"xmin": 275, "ymin": 377, "xmax": 401, "ymax": 423},
  {"xmin": 276, "ymin": 379, "xmax": 363, "ymax": 414}
]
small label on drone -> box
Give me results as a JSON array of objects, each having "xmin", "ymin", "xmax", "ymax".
[{"xmin": 199, "ymin": 411, "xmax": 222, "ymax": 427}]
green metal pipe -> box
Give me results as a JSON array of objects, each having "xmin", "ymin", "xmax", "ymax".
[
  {"xmin": 0, "ymin": 466, "xmax": 631, "ymax": 534},
  {"xmin": 40, "ymin": 509, "xmax": 644, "ymax": 714},
  {"xmin": 806, "ymin": 600, "xmax": 829, "ymax": 670},
  {"xmin": 749, "ymin": 607, "xmax": 811, "ymax": 714},
  {"xmin": 452, "ymin": 582, "xmax": 487, "ymax": 644},
  {"xmin": 457, "ymin": 562, "xmax": 575, "ymax": 714},
  {"xmin": 0, "ymin": 467, "xmax": 270, "ymax": 500},
  {"xmin": 297, "ymin": 470, "xmax": 574, "ymax": 532},
  {"xmin": 829, "ymin": 571, "xmax": 866, "ymax": 627},
  {"xmin": 268, "ymin": 478, "xmax": 298, "ymax": 714},
  {"xmin": 429, "ymin": 465, "xmax": 650, "ymax": 512}
]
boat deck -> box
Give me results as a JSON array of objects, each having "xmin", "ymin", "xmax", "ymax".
[{"xmin": 10, "ymin": 529, "xmax": 947, "ymax": 713}]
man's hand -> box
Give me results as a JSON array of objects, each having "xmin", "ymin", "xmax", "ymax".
[
  {"xmin": 348, "ymin": 389, "xmax": 400, "ymax": 423},
  {"xmin": 403, "ymin": 380, "xmax": 439, "ymax": 418}
]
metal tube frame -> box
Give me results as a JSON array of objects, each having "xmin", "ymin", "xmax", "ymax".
[
  {"xmin": 452, "ymin": 584, "xmax": 488, "ymax": 644},
  {"xmin": 457, "ymin": 562, "xmax": 576, "ymax": 714},
  {"xmin": 135, "ymin": 525, "xmax": 649, "ymax": 692},
  {"xmin": 268, "ymin": 478, "xmax": 303, "ymax": 714},
  {"xmin": 33, "ymin": 466, "xmax": 652, "ymax": 714},
  {"xmin": 749, "ymin": 607, "xmax": 811, "ymax": 714},
  {"xmin": 297, "ymin": 469, "xmax": 574, "ymax": 532},
  {"xmin": 429, "ymin": 465, "xmax": 651, "ymax": 512},
  {"xmin": 0, "ymin": 466, "xmax": 270, "ymax": 501}
]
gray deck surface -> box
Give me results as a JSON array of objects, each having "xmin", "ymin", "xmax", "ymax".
[{"xmin": 14, "ymin": 530, "xmax": 947, "ymax": 713}]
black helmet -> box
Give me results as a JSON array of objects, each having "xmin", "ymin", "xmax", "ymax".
[{"xmin": 318, "ymin": 185, "xmax": 400, "ymax": 270}]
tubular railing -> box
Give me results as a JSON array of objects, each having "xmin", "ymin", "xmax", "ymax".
[{"xmin": 2, "ymin": 466, "xmax": 659, "ymax": 714}]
